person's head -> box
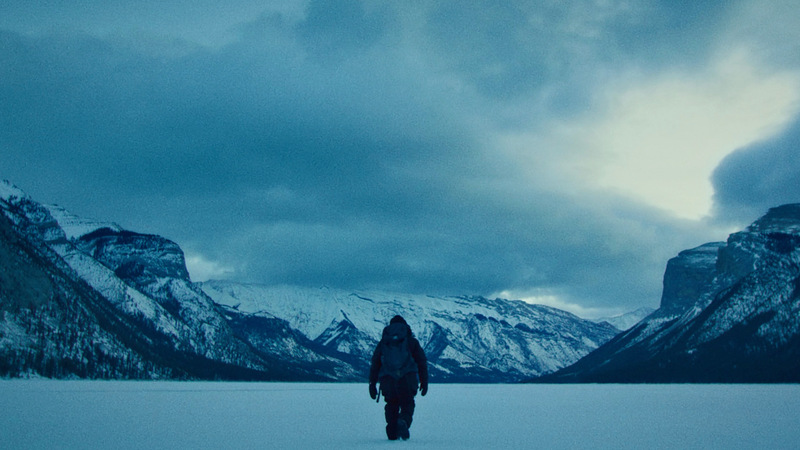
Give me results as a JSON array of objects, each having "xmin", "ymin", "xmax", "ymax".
[
  {"xmin": 390, "ymin": 315, "xmax": 407, "ymax": 325},
  {"xmin": 388, "ymin": 315, "xmax": 414, "ymax": 337}
]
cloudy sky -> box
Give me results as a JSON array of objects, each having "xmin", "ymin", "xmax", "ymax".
[{"xmin": 2, "ymin": 1, "xmax": 799, "ymax": 318}]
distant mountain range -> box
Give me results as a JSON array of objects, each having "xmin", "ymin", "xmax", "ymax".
[
  {"xmin": 202, "ymin": 281, "xmax": 619, "ymax": 381},
  {"xmin": 0, "ymin": 180, "xmax": 618, "ymax": 382},
  {"xmin": 535, "ymin": 204, "xmax": 800, "ymax": 383}
]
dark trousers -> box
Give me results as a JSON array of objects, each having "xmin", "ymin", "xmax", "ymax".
[{"xmin": 379, "ymin": 373, "xmax": 418, "ymax": 439}]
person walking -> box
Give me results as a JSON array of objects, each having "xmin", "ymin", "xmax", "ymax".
[{"xmin": 368, "ymin": 315, "xmax": 428, "ymax": 440}]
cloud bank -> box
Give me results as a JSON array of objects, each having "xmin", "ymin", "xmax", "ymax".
[{"xmin": 2, "ymin": 1, "xmax": 799, "ymax": 317}]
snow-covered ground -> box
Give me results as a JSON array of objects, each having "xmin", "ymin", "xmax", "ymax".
[{"xmin": 2, "ymin": 381, "xmax": 798, "ymax": 449}]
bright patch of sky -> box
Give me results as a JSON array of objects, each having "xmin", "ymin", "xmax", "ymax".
[
  {"xmin": 494, "ymin": 289, "xmax": 613, "ymax": 319},
  {"xmin": 184, "ymin": 253, "xmax": 234, "ymax": 282},
  {"xmin": 505, "ymin": 49, "xmax": 800, "ymax": 221},
  {"xmin": 591, "ymin": 50, "xmax": 800, "ymax": 219}
]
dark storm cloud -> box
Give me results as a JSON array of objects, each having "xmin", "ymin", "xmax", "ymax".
[
  {"xmin": 712, "ymin": 118, "xmax": 800, "ymax": 225},
  {"xmin": 0, "ymin": 18, "xmax": 499, "ymax": 292},
  {"xmin": 420, "ymin": 0, "xmax": 728, "ymax": 104},
  {"xmin": 295, "ymin": 0, "xmax": 395, "ymax": 57},
  {"xmin": 1, "ymin": 0, "xmax": 798, "ymax": 316},
  {"xmin": 0, "ymin": 17, "xmax": 467, "ymax": 205}
]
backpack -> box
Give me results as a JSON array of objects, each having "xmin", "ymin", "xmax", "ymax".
[{"xmin": 379, "ymin": 322, "xmax": 414, "ymax": 379}]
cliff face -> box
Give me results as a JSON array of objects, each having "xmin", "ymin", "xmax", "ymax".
[
  {"xmin": 77, "ymin": 228, "xmax": 192, "ymax": 284},
  {"xmin": 536, "ymin": 204, "xmax": 800, "ymax": 383},
  {"xmin": 658, "ymin": 242, "xmax": 724, "ymax": 316}
]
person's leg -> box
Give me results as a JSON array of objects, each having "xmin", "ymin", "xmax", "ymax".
[
  {"xmin": 384, "ymin": 400, "xmax": 400, "ymax": 440},
  {"xmin": 396, "ymin": 373, "xmax": 418, "ymax": 440},
  {"xmin": 380, "ymin": 377, "xmax": 400, "ymax": 440},
  {"xmin": 398, "ymin": 396, "xmax": 416, "ymax": 427},
  {"xmin": 396, "ymin": 395, "xmax": 414, "ymax": 440}
]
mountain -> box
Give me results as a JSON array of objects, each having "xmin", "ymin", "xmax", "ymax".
[
  {"xmin": 202, "ymin": 281, "xmax": 620, "ymax": 382},
  {"xmin": 0, "ymin": 181, "xmax": 355, "ymax": 380},
  {"xmin": 535, "ymin": 204, "xmax": 800, "ymax": 383},
  {"xmin": 0, "ymin": 180, "xmax": 619, "ymax": 381}
]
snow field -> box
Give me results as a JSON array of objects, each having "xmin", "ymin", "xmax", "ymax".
[{"xmin": 2, "ymin": 381, "xmax": 799, "ymax": 449}]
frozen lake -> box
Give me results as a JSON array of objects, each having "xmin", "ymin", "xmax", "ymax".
[{"xmin": 2, "ymin": 381, "xmax": 798, "ymax": 449}]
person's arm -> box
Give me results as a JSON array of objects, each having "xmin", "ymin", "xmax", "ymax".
[
  {"xmin": 368, "ymin": 344, "xmax": 382, "ymax": 399},
  {"xmin": 369, "ymin": 344, "xmax": 382, "ymax": 384},
  {"xmin": 411, "ymin": 339, "xmax": 428, "ymax": 395}
]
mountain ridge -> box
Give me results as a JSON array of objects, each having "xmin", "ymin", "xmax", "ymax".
[{"xmin": 201, "ymin": 280, "xmax": 619, "ymax": 381}]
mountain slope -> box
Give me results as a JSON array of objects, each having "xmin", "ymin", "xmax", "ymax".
[
  {"xmin": 536, "ymin": 204, "xmax": 800, "ymax": 383},
  {"xmin": 0, "ymin": 184, "xmax": 182, "ymax": 378},
  {"xmin": 0, "ymin": 181, "xmax": 350, "ymax": 380}
]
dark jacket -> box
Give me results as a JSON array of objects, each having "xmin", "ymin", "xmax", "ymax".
[{"xmin": 369, "ymin": 321, "xmax": 428, "ymax": 386}]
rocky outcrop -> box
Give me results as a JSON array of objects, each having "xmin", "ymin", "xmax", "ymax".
[
  {"xmin": 658, "ymin": 242, "xmax": 724, "ymax": 316},
  {"xmin": 77, "ymin": 228, "xmax": 191, "ymax": 284}
]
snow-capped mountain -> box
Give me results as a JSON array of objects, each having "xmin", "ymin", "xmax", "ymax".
[
  {"xmin": 0, "ymin": 180, "xmax": 618, "ymax": 381},
  {"xmin": 202, "ymin": 281, "xmax": 619, "ymax": 381},
  {"xmin": 0, "ymin": 180, "xmax": 354, "ymax": 380},
  {"xmin": 537, "ymin": 204, "xmax": 800, "ymax": 383}
]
